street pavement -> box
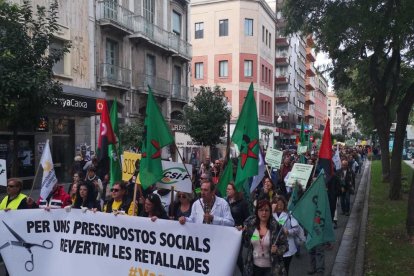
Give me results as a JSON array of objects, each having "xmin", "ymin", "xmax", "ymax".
[{"xmin": 0, "ymin": 164, "xmax": 368, "ymax": 276}]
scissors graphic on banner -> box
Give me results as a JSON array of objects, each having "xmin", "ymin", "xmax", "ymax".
[{"xmin": 0, "ymin": 221, "xmax": 53, "ymax": 272}]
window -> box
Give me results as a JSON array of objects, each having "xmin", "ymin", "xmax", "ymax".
[
  {"xmin": 50, "ymin": 38, "xmax": 66, "ymax": 75},
  {"xmin": 195, "ymin": 62, "xmax": 204, "ymax": 79},
  {"xmin": 261, "ymin": 65, "xmax": 264, "ymax": 81},
  {"xmin": 244, "ymin": 18, "xmax": 253, "ymax": 36},
  {"xmin": 219, "ymin": 19, "xmax": 228, "ymax": 36},
  {"xmin": 105, "ymin": 39, "xmax": 118, "ymax": 79},
  {"xmin": 269, "ymin": 33, "xmax": 271, "ymax": 48},
  {"xmin": 172, "ymin": 11, "xmax": 181, "ymax": 35},
  {"xmin": 244, "ymin": 60, "xmax": 253, "ymax": 77},
  {"xmin": 143, "ymin": 0, "xmax": 155, "ymax": 23},
  {"xmin": 195, "ymin": 22, "xmax": 204, "ymax": 39},
  {"xmin": 172, "ymin": 66, "xmax": 181, "ymax": 95},
  {"xmin": 219, "ymin": 60, "xmax": 228, "ymax": 77},
  {"xmin": 265, "ymin": 29, "xmax": 268, "ymax": 46},
  {"xmin": 146, "ymin": 54, "xmax": 156, "ymax": 87},
  {"xmin": 262, "ymin": 26, "xmax": 265, "ymax": 42}
]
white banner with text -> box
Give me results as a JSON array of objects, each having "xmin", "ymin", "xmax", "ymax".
[{"xmin": 0, "ymin": 209, "xmax": 240, "ymax": 276}]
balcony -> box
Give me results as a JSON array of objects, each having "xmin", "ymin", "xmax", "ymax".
[
  {"xmin": 306, "ymin": 48, "xmax": 316, "ymax": 62},
  {"xmin": 275, "ymin": 75, "xmax": 289, "ymax": 84},
  {"xmin": 130, "ymin": 16, "xmax": 192, "ymax": 61},
  {"xmin": 275, "ymin": 96, "xmax": 289, "ymax": 103},
  {"xmin": 171, "ymin": 84, "xmax": 189, "ymax": 102},
  {"xmin": 306, "ymin": 77, "xmax": 316, "ymax": 91},
  {"xmin": 135, "ymin": 73, "xmax": 170, "ymax": 97},
  {"xmin": 276, "ymin": 57, "xmax": 289, "ymax": 66},
  {"xmin": 306, "ymin": 92, "xmax": 315, "ymax": 104},
  {"xmin": 306, "ymin": 63, "xmax": 316, "ymax": 77},
  {"xmin": 305, "ymin": 108, "xmax": 315, "ymax": 118},
  {"xmin": 99, "ymin": 63, "xmax": 131, "ymax": 89},
  {"xmin": 306, "ymin": 35, "xmax": 315, "ymax": 47},
  {"xmin": 96, "ymin": 1, "xmax": 134, "ymax": 35},
  {"xmin": 169, "ymin": 34, "xmax": 192, "ymax": 61},
  {"xmin": 130, "ymin": 15, "xmax": 170, "ymax": 51},
  {"xmin": 275, "ymin": 37, "xmax": 289, "ymax": 47}
]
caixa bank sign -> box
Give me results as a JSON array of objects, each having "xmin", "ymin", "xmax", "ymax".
[{"xmin": 52, "ymin": 94, "xmax": 101, "ymax": 113}]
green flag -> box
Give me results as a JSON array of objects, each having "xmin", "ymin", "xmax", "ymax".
[
  {"xmin": 140, "ymin": 86, "xmax": 174, "ymax": 190},
  {"xmin": 231, "ymin": 83, "xmax": 259, "ymax": 191},
  {"xmin": 109, "ymin": 100, "xmax": 122, "ymax": 186},
  {"xmin": 299, "ymin": 120, "xmax": 306, "ymax": 164},
  {"xmin": 291, "ymin": 172, "xmax": 335, "ymax": 249},
  {"xmin": 217, "ymin": 162, "xmax": 234, "ymax": 197},
  {"xmin": 287, "ymin": 182, "xmax": 301, "ymax": 211}
]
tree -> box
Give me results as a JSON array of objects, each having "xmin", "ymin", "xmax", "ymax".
[
  {"xmin": 0, "ymin": 0, "xmax": 70, "ymax": 176},
  {"xmin": 119, "ymin": 119, "xmax": 144, "ymax": 151},
  {"xmin": 183, "ymin": 86, "xmax": 230, "ymax": 148},
  {"xmin": 283, "ymin": 0, "xmax": 414, "ymax": 198}
]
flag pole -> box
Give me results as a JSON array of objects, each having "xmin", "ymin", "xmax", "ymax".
[{"xmin": 29, "ymin": 155, "xmax": 43, "ymax": 198}]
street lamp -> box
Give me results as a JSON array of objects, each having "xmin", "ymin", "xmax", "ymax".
[
  {"xmin": 277, "ymin": 115, "xmax": 283, "ymax": 150},
  {"xmin": 226, "ymin": 102, "xmax": 232, "ymax": 161}
]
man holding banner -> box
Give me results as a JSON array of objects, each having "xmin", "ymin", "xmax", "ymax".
[{"xmin": 179, "ymin": 181, "xmax": 234, "ymax": 226}]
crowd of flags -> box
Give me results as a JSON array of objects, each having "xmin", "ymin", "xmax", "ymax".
[{"xmin": 37, "ymin": 82, "xmax": 336, "ymax": 250}]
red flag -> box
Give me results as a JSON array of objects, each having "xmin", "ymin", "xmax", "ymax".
[
  {"xmin": 318, "ymin": 119, "xmax": 334, "ymax": 178},
  {"xmin": 97, "ymin": 100, "xmax": 116, "ymax": 161}
]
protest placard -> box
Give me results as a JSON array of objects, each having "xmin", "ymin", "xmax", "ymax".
[
  {"xmin": 286, "ymin": 163, "xmax": 314, "ymax": 187},
  {"xmin": 264, "ymin": 148, "xmax": 283, "ymax": 169},
  {"xmin": 0, "ymin": 159, "xmax": 6, "ymax": 186},
  {"xmin": 122, "ymin": 152, "xmax": 141, "ymax": 182},
  {"xmin": 156, "ymin": 161, "xmax": 192, "ymax": 193}
]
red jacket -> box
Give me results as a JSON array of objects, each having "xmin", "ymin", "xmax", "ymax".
[{"xmin": 37, "ymin": 185, "xmax": 72, "ymax": 208}]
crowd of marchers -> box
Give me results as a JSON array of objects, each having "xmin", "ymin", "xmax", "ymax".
[{"xmin": 0, "ymin": 144, "xmax": 369, "ymax": 276}]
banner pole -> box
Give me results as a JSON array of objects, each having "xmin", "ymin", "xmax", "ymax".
[{"xmin": 173, "ymin": 143, "xmax": 194, "ymax": 191}]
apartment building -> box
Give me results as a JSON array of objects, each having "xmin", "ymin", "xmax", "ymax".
[
  {"xmin": 190, "ymin": 0, "xmax": 276, "ymax": 152},
  {"xmin": 313, "ymin": 70, "xmax": 328, "ymax": 134},
  {"xmin": 270, "ymin": 0, "xmax": 306, "ymax": 146},
  {"xmin": 327, "ymin": 91, "xmax": 345, "ymax": 135},
  {"xmin": 2, "ymin": 0, "xmax": 192, "ymax": 180}
]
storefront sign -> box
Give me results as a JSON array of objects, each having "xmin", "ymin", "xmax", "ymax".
[
  {"xmin": 175, "ymin": 132, "xmax": 201, "ymax": 148},
  {"xmin": 52, "ymin": 94, "xmax": 98, "ymax": 112},
  {"xmin": 171, "ymin": 124, "xmax": 186, "ymax": 132},
  {"xmin": 0, "ymin": 209, "xmax": 241, "ymax": 276}
]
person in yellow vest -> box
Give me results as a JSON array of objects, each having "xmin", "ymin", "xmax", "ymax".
[{"xmin": 0, "ymin": 178, "xmax": 35, "ymax": 211}]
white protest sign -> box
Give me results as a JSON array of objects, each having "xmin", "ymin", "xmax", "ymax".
[
  {"xmin": 156, "ymin": 161, "xmax": 192, "ymax": 193},
  {"xmin": 265, "ymin": 148, "xmax": 283, "ymax": 169},
  {"xmin": 0, "ymin": 159, "xmax": 6, "ymax": 186},
  {"xmin": 286, "ymin": 163, "xmax": 314, "ymax": 187},
  {"xmin": 298, "ymin": 145, "xmax": 308, "ymax": 154},
  {"xmin": 0, "ymin": 209, "xmax": 241, "ymax": 276}
]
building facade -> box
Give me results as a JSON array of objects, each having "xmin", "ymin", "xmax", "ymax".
[
  {"xmin": 2, "ymin": 0, "xmax": 192, "ymax": 181},
  {"xmin": 190, "ymin": 0, "xmax": 276, "ymax": 154}
]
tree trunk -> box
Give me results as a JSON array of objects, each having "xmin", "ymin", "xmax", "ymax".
[
  {"xmin": 407, "ymin": 171, "xmax": 414, "ymax": 244},
  {"xmin": 389, "ymin": 119, "xmax": 406, "ymax": 199},
  {"xmin": 372, "ymin": 103, "xmax": 391, "ymax": 182}
]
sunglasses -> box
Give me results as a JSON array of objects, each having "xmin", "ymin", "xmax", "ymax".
[
  {"xmin": 7, "ymin": 185, "xmax": 17, "ymax": 188},
  {"xmin": 111, "ymin": 188, "xmax": 120, "ymax": 192}
]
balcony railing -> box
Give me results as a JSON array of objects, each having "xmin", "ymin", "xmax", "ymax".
[
  {"xmin": 171, "ymin": 84, "xmax": 189, "ymax": 102},
  {"xmin": 131, "ymin": 16, "xmax": 192, "ymax": 60},
  {"xmin": 131, "ymin": 15, "xmax": 170, "ymax": 49},
  {"xmin": 275, "ymin": 37, "xmax": 289, "ymax": 47},
  {"xmin": 100, "ymin": 63, "xmax": 131, "ymax": 88},
  {"xmin": 96, "ymin": 1, "xmax": 134, "ymax": 33},
  {"xmin": 306, "ymin": 77, "xmax": 316, "ymax": 90},
  {"xmin": 305, "ymin": 108, "xmax": 315, "ymax": 118},
  {"xmin": 135, "ymin": 73, "xmax": 170, "ymax": 97},
  {"xmin": 169, "ymin": 34, "xmax": 192, "ymax": 60},
  {"xmin": 306, "ymin": 91, "xmax": 315, "ymax": 104}
]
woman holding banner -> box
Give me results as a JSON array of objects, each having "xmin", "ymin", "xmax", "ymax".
[
  {"xmin": 140, "ymin": 193, "xmax": 168, "ymax": 220},
  {"xmin": 73, "ymin": 183, "xmax": 101, "ymax": 211},
  {"xmin": 241, "ymin": 199, "xmax": 288, "ymax": 276},
  {"xmin": 169, "ymin": 191, "xmax": 193, "ymax": 220}
]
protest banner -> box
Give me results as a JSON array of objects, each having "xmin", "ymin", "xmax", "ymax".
[
  {"xmin": 0, "ymin": 159, "xmax": 6, "ymax": 186},
  {"xmin": 286, "ymin": 163, "xmax": 314, "ymax": 187},
  {"xmin": 156, "ymin": 161, "xmax": 192, "ymax": 193},
  {"xmin": 0, "ymin": 209, "xmax": 241, "ymax": 276},
  {"xmin": 264, "ymin": 148, "xmax": 283, "ymax": 169},
  {"xmin": 122, "ymin": 152, "xmax": 141, "ymax": 182}
]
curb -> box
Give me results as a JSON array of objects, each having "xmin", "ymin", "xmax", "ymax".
[{"xmin": 331, "ymin": 160, "xmax": 371, "ymax": 276}]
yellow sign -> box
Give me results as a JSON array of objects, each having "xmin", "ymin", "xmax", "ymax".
[{"xmin": 122, "ymin": 151, "xmax": 141, "ymax": 183}]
